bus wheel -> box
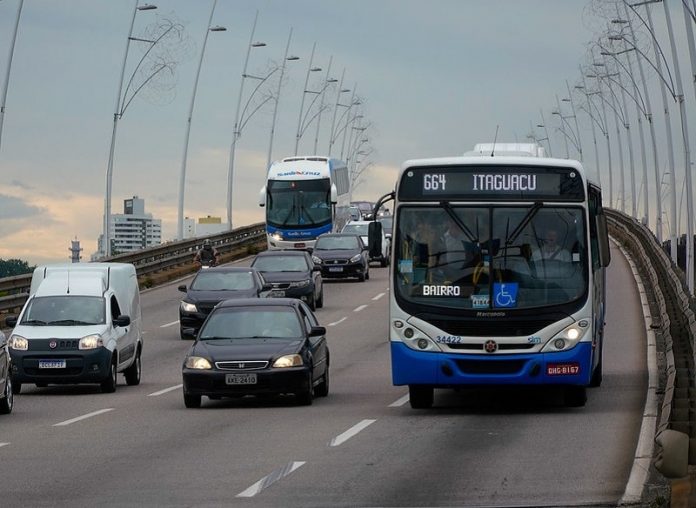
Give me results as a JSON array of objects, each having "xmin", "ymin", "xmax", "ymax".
[
  {"xmin": 564, "ymin": 386, "xmax": 587, "ymax": 407},
  {"xmin": 409, "ymin": 385, "xmax": 433, "ymax": 409}
]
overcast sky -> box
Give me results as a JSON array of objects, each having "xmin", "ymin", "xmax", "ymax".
[{"xmin": 1, "ymin": 0, "xmax": 694, "ymax": 265}]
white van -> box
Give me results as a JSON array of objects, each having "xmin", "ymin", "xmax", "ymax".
[{"xmin": 6, "ymin": 263, "xmax": 143, "ymax": 394}]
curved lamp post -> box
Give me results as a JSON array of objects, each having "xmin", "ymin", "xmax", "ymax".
[
  {"xmin": 0, "ymin": 0, "xmax": 23, "ymax": 155},
  {"xmin": 177, "ymin": 0, "xmax": 225, "ymax": 240}
]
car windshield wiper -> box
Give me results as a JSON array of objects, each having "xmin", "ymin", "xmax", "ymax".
[
  {"xmin": 199, "ymin": 336, "xmax": 234, "ymax": 341},
  {"xmin": 47, "ymin": 319, "xmax": 96, "ymax": 326},
  {"xmin": 21, "ymin": 319, "xmax": 47, "ymax": 326}
]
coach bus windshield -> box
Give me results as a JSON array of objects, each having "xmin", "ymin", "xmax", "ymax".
[
  {"xmin": 394, "ymin": 205, "xmax": 587, "ymax": 310},
  {"xmin": 266, "ymin": 178, "xmax": 332, "ymax": 228}
]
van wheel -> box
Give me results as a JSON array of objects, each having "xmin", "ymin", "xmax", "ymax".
[
  {"xmin": 184, "ymin": 392, "xmax": 201, "ymax": 408},
  {"xmin": 0, "ymin": 376, "xmax": 14, "ymax": 414},
  {"xmin": 100, "ymin": 358, "xmax": 117, "ymax": 393},
  {"xmin": 124, "ymin": 347, "xmax": 142, "ymax": 386}
]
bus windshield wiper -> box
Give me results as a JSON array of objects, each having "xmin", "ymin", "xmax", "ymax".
[
  {"xmin": 506, "ymin": 201, "xmax": 543, "ymax": 246},
  {"xmin": 282, "ymin": 202, "xmax": 297, "ymax": 227},
  {"xmin": 440, "ymin": 201, "xmax": 477, "ymax": 242}
]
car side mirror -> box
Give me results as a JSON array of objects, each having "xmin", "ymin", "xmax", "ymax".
[
  {"xmin": 5, "ymin": 316, "xmax": 17, "ymax": 328},
  {"xmin": 178, "ymin": 284, "xmax": 187, "ymax": 293},
  {"xmin": 113, "ymin": 315, "xmax": 131, "ymax": 327},
  {"xmin": 309, "ymin": 326, "xmax": 326, "ymax": 337}
]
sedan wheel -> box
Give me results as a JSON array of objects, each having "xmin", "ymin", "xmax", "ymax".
[
  {"xmin": 184, "ymin": 392, "xmax": 202, "ymax": 408},
  {"xmin": 0, "ymin": 376, "xmax": 14, "ymax": 414},
  {"xmin": 296, "ymin": 374, "xmax": 314, "ymax": 405},
  {"xmin": 315, "ymin": 367, "xmax": 329, "ymax": 397}
]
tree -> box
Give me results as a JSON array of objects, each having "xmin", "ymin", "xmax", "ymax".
[{"xmin": 0, "ymin": 258, "xmax": 34, "ymax": 278}]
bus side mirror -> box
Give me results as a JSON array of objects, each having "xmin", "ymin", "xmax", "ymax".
[
  {"xmin": 597, "ymin": 214, "xmax": 611, "ymax": 267},
  {"xmin": 368, "ymin": 221, "xmax": 383, "ymax": 259},
  {"xmin": 259, "ymin": 186, "xmax": 267, "ymax": 207},
  {"xmin": 330, "ymin": 184, "xmax": 338, "ymax": 205}
]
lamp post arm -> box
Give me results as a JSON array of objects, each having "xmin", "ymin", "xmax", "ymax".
[
  {"xmin": 299, "ymin": 80, "xmax": 332, "ymax": 135},
  {"xmin": 239, "ymin": 95, "xmax": 274, "ymax": 133},
  {"xmin": 239, "ymin": 67, "xmax": 278, "ymax": 127},
  {"xmin": 579, "ymin": 104, "xmax": 608, "ymax": 135},
  {"xmin": 120, "ymin": 61, "xmax": 171, "ymax": 115}
]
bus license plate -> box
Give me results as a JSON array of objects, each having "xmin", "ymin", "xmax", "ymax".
[
  {"xmin": 39, "ymin": 359, "xmax": 66, "ymax": 369},
  {"xmin": 226, "ymin": 373, "xmax": 257, "ymax": 385},
  {"xmin": 547, "ymin": 363, "xmax": 580, "ymax": 376},
  {"xmin": 328, "ymin": 267, "xmax": 343, "ymax": 272}
]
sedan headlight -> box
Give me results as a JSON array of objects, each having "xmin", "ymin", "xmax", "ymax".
[
  {"xmin": 9, "ymin": 335, "xmax": 28, "ymax": 351},
  {"xmin": 349, "ymin": 254, "xmax": 362, "ymax": 263},
  {"xmin": 180, "ymin": 301, "xmax": 198, "ymax": 313},
  {"xmin": 312, "ymin": 255, "xmax": 322, "ymax": 265},
  {"xmin": 184, "ymin": 356, "xmax": 212, "ymax": 369},
  {"xmin": 290, "ymin": 280, "xmax": 311, "ymax": 288},
  {"xmin": 79, "ymin": 334, "xmax": 103, "ymax": 350},
  {"xmin": 273, "ymin": 354, "xmax": 303, "ymax": 368},
  {"xmin": 541, "ymin": 319, "xmax": 590, "ymax": 352}
]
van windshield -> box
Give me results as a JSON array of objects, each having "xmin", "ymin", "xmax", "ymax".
[{"xmin": 22, "ymin": 296, "xmax": 106, "ymax": 325}]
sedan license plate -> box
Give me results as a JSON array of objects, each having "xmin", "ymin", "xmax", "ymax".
[
  {"xmin": 39, "ymin": 359, "xmax": 66, "ymax": 369},
  {"xmin": 226, "ymin": 373, "xmax": 257, "ymax": 385},
  {"xmin": 328, "ymin": 267, "xmax": 343, "ymax": 272},
  {"xmin": 270, "ymin": 290, "xmax": 286, "ymax": 297}
]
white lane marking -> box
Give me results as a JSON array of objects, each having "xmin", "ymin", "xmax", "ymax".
[
  {"xmin": 354, "ymin": 305, "xmax": 368, "ymax": 312},
  {"xmin": 329, "ymin": 419, "xmax": 377, "ymax": 447},
  {"xmin": 0, "ymin": 443, "xmax": 9, "ymax": 448},
  {"xmin": 389, "ymin": 394, "xmax": 410, "ymax": 407},
  {"xmin": 328, "ymin": 317, "xmax": 347, "ymax": 327},
  {"xmin": 236, "ymin": 461, "xmax": 306, "ymax": 498},
  {"xmin": 372, "ymin": 292, "xmax": 385, "ymax": 301},
  {"xmin": 53, "ymin": 408, "xmax": 114, "ymax": 427},
  {"xmin": 160, "ymin": 320, "xmax": 179, "ymax": 328},
  {"xmin": 148, "ymin": 384, "xmax": 183, "ymax": 397}
]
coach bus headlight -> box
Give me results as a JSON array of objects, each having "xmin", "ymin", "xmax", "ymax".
[
  {"xmin": 271, "ymin": 233, "xmax": 283, "ymax": 242},
  {"xmin": 541, "ymin": 321, "xmax": 589, "ymax": 353}
]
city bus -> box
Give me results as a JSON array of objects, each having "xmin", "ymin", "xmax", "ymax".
[
  {"xmin": 371, "ymin": 145, "xmax": 611, "ymax": 408},
  {"xmin": 259, "ymin": 156, "xmax": 350, "ymax": 250}
]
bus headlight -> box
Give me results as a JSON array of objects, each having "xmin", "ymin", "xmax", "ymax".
[
  {"xmin": 271, "ymin": 233, "xmax": 283, "ymax": 242},
  {"xmin": 541, "ymin": 320, "xmax": 590, "ymax": 352},
  {"xmin": 393, "ymin": 322, "xmax": 442, "ymax": 352}
]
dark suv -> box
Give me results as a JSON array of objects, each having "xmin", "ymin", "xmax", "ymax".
[
  {"xmin": 312, "ymin": 233, "xmax": 370, "ymax": 281},
  {"xmin": 251, "ymin": 250, "xmax": 324, "ymax": 310}
]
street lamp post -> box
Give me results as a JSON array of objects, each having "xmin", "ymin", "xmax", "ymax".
[
  {"xmin": 327, "ymin": 70, "xmax": 350, "ymax": 156},
  {"xmin": 574, "ymin": 79, "xmax": 604, "ymax": 189},
  {"xmin": 563, "ymin": 80, "xmax": 583, "ymax": 162},
  {"xmin": 103, "ymin": 1, "xmax": 157, "ymax": 258},
  {"xmin": 0, "ymin": 0, "xmax": 23, "ymax": 155},
  {"xmin": 538, "ymin": 109, "xmax": 553, "ymax": 157},
  {"xmin": 226, "ymin": 11, "xmax": 266, "ymax": 231},
  {"xmin": 176, "ymin": 0, "xmax": 225, "ymax": 240},
  {"xmin": 294, "ymin": 42, "xmax": 321, "ymax": 155},
  {"xmin": 266, "ymin": 28, "xmax": 299, "ymax": 171}
]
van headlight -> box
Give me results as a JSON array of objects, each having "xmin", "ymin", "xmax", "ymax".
[
  {"xmin": 9, "ymin": 335, "xmax": 28, "ymax": 351},
  {"xmin": 79, "ymin": 334, "xmax": 104, "ymax": 350},
  {"xmin": 184, "ymin": 356, "xmax": 212, "ymax": 370},
  {"xmin": 392, "ymin": 321, "xmax": 442, "ymax": 352},
  {"xmin": 273, "ymin": 354, "xmax": 303, "ymax": 367},
  {"xmin": 541, "ymin": 320, "xmax": 590, "ymax": 352},
  {"xmin": 180, "ymin": 301, "xmax": 197, "ymax": 313}
]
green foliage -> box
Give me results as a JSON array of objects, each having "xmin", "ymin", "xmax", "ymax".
[{"xmin": 0, "ymin": 258, "xmax": 35, "ymax": 278}]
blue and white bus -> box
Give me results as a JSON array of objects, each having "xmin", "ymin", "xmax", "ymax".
[
  {"xmin": 372, "ymin": 145, "xmax": 611, "ymax": 408},
  {"xmin": 259, "ymin": 156, "xmax": 351, "ymax": 250}
]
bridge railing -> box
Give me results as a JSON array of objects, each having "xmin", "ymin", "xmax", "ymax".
[{"xmin": 0, "ymin": 222, "xmax": 266, "ymax": 318}]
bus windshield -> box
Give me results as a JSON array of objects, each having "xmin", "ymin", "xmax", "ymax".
[
  {"xmin": 394, "ymin": 205, "xmax": 587, "ymax": 310},
  {"xmin": 266, "ymin": 178, "xmax": 331, "ymax": 228}
]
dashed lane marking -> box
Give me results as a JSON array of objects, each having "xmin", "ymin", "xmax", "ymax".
[
  {"xmin": 236, "ymin": 461, "xmax": 306, "ymax": 497},
  {"xmin": 148, "ymin": 384, "xmax": 183, "ymax": 397},
  {"xmin": 354, "ymin": 305, "xmax": 368, "ymax": 312},
  {"xmin": 328, "ymin": 317, "xmax": 347, "ymax": 327},
  {"xmin": 372, "ymin": 292, "xmax": 385, "ymax": 300},
  {"xmin": 329, "ymin": 419, "xmax": 376, "ymax": 447},
  {"xmin": 53, "ymin": 408, "xmax": 114, "ymax": 427},
  {"xmin": 160, "ymin": 320, "xmax": 179, "ymax": 328},
  {"xmin": 389, "ymin": 394, "xmax": 410, "ymax": 407}
]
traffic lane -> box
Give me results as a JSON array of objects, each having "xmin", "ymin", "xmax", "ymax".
[{"xmin": 240, "ymin": 242, "xmax": 647, "ymax": 507}]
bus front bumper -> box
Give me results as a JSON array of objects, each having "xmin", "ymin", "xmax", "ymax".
[{"xmin": 390, "ymin": 341, "xmax": 593, "ymax": 387}]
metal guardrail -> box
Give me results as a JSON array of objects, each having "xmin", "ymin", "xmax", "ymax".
[{"xmin": 0, "ymin": 222, "xmax": 266, "ymax": 316}]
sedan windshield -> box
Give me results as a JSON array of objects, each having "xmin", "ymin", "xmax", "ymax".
[
  {"xmin": 190, "ymin": 271, "xmax": 255, "ymax": 291},
  {"xmin": 341, "ymin": 223, "xmax": 368, "ymax": 236},
  {"xmin": 252, "ymin": 256, "xmax": 309, "ymax": 272},
  {"xmin": 22, "ymin": 296, "xmax": 105, "ymax": 325},
  {"xmin": 315, "ymin": 236, "xmax": 360, "ymax": 250},
  {"xmin": 394, "ymin": 205, "xmax": 587, "ymax": 310},
  {"xmin": 199, "ymin": 308, "xmax": 302, "ymax": 339}
]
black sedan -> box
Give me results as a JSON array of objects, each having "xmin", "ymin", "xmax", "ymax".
[
  {"xmin": 0, "ymin": 330, "xmax": 13, "ymax": 414},
  {"xmin": 311, "ymin": 233, "xmax": 370, "ymax": 281},
  {"xmin": 250, "ymin": 250, "xmax": 324, "ymax": 310},
  {"xmin": 181, "ymin": 298, "xmax": 329, "ymax": 407},
  {"xmin": 178, "ymin": 267, "xmax": 270, "ymax": 340}
]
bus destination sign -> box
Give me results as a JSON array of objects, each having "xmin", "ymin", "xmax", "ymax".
[{"xmin": 398, "ymin": 165, "xmax": 585, "ymax": 201}]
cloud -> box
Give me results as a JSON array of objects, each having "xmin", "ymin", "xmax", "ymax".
[{"xmin": 0, "ymin": 193, "xmax": 45, "ymax": 220}]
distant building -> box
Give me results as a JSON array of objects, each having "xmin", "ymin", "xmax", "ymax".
[
  {"xmin": 182, "ymin": 215, "xmax": 227, "ymax": 239},
  {"xmin": 69, "ymin": 237, "xmax": 83, "ymax": 263},
  {"xmin": 93, "ymin": 196, "xmax": 162, "ymax": 259}
]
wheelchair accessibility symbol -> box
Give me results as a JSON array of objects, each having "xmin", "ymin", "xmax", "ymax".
[{"xmin": 493, "ymin": 283, "xmax": 518, "ymax": 308}]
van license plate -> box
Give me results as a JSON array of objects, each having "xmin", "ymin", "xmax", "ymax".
[
  {"xmin": 226, "ymin": 373, "xmax": 257, "ymax": 385},
  {"xmin": 39, "ymin": 359, "xmax": 66, "ymax": 369}
]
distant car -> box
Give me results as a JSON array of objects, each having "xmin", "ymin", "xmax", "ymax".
[
  {"xmin": 341, "ymin": 220, "xmax": 390, "ymax": 267},
  {"xmin": 312, "ymin": 233, "xmax": 370, "ymax": 281},
  {"xmin": 251, "ymin": 250, "xmax": 324, "ymax": 310},
  {"xmin": 178, "ymin": 267, "xmax": 271, "ymax": 340},
  {"xmin": 181, "ymin": 298, "xmax": 329, "ymax": 407},
  {"xmin": 351, "ymin": 201, "xmax": 375, "ymax": 220},
  {"xmin": 348, "ymin": 206, "xmax": 361, "ymax": 221},
  {"xmin": 0, "ymin": 330, "xmax": 13, "ymax": 414}
]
